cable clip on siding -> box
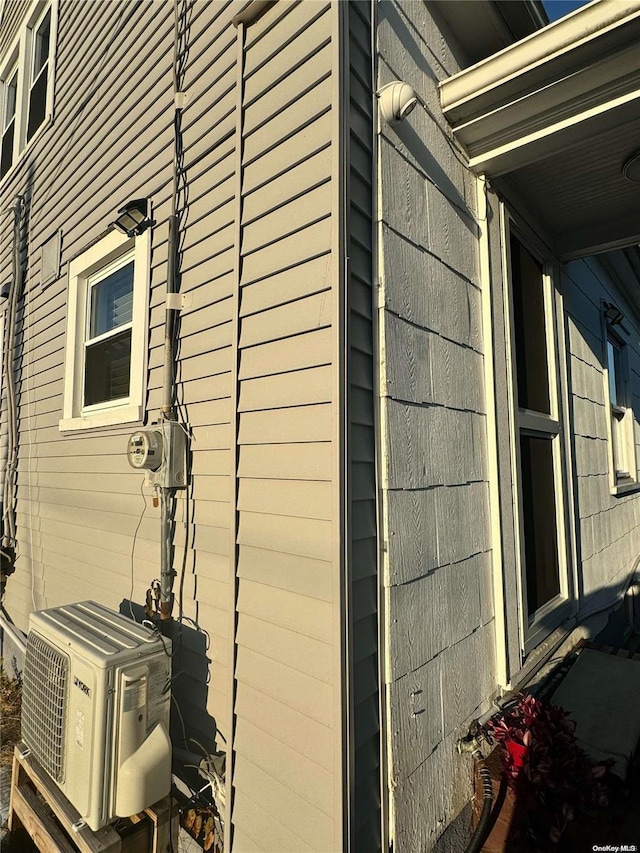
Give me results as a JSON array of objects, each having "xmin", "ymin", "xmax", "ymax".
[{"xmin": 165, "ymin": 292, "xmax": 191, "ymax": 312}]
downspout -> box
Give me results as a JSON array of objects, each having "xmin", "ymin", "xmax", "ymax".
[
  {"xmin": 158, "ymin": 0, "xmax": 184, "ymax": 625},
  {"xmin": 370, "ymin": 2, "xmax": 390, "ymax": 851}
]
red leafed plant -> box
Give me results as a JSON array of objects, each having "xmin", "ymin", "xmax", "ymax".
[{"xmin": 484, "ymin": 693, "xmax": 612, "ymax": 847}]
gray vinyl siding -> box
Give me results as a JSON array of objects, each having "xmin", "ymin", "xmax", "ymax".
[
  {"xmin": 563, "ymin": 257, "xmax": 640, "ymax": 610},
  {"xmin": 348, "ymin": 3, "xmax": 381, "ymax": 852},
  {"xmin": 377, "ymin": 2, "xmax": 495, "ymax": 850},
  {"xmin": 230, "ymin": 4, "xmax": 339, "ymax": 850}
]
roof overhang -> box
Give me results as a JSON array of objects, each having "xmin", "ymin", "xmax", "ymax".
[
  {"xmin": 440, "ymin": 0, "xmax": 640, "ymax": 259},
  {"xmin": 431, "ymin": 0, "xmax": 547, "ymax": 66}
]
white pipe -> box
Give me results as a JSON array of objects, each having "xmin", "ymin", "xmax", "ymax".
[{"xmin": 0, "ymin": 612, "xmax": 26, "ymax": 655}]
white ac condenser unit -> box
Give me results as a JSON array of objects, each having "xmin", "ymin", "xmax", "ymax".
[{"xmin": 20, "ymin": 601, "xmax": 172, "ymax": 831}]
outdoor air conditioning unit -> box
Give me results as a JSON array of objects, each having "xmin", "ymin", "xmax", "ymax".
[{"xmin": 20, "ymin": 601, "xmax": 172, "ymax": 831}]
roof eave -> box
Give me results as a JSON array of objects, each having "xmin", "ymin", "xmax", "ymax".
[{"xmin": 440, "ymin": 0, "xmax": 640, "ymax": 176}]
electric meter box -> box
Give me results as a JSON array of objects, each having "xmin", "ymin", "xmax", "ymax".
[
  {"xmin": 160, "ymin": 421, "xmax": 187, "ymax": 488},
  {"xmin": 126, "ymin": 423, "xmax": 187, "ymax": 489},
  {"xmin": 127, "ymin": 430, "xmax": 163, "ymax": 471}
]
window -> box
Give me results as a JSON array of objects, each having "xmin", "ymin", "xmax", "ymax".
[
  {"xmin": 0, "ymin": 1, "xmax": 56, "ymax": 182},
  {"xmin": 1, "ymin": 66, "xmax": 17, "ymax": 178},
  {"xmin": 60, "ymin": 228, "xmax": 151, "ymax": 432},
  {"xmin": 604, "ymin": 318, "xmax": 636, "ymax": 491},
  {"xmin": 507, "ymin": 231, "xmax": 571, "ymax": 651},
  {"xmin": 27, "ymin": 6, "xmax": 51, "ymax": 141},
  {"xmin": 84, "ymin": 254, "xmax": 134, "ymax": 407}
]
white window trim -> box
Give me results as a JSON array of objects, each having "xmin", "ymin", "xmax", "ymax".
[
  {"xmin": 502, "ymin": 213, "xmax": 574, "ymax": 659},
  {"xmin": 59, "ymin": 228, "xmax": 150, "ymax": 432},
  {"xmin": 602, "ymin": 313, "xmax": 638, "ymax": 495},
  {"xmin": 0, "ymin": 0, "xmax": 57, "ymax": 184}
]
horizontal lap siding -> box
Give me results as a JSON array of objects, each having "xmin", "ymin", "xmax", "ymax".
[
  {"xmin": 0, "ymin": 3, "xmax": 347, "ymax": 851},
  {"xmin": 1, "ymin": 0, "xmax": 172, "ymax": 634},
  {"xmin": 0, "ymin": 0, "xmax": 24, "ymax": 55},
  {"xmin": 348, "ymin": 3, "xmax": 381, "ymax": 852},
  {"xmin": 230, "ymin": 3, "xmax": 338, "ymax": 851},
  {"xmin": 0, "ymin": 0, "xmax": 247, "ymax": 765},
  {"xmin": 377, "ymin": 3, "xmax": 495, "ymax": 851}
]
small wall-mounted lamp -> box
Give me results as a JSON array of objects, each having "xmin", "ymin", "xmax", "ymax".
[
  {"xmin": 377, "ymin": 80, "xmax": 422, "ymax": 124},
  {"xmin": 113, "ymin": 198, "xmax": 152, "ymax": 237},
  {"xmin": 604, "ymin": 301, "xmax": 625, "ymax": 326}
]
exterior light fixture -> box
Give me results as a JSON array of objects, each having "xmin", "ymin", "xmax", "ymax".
[
  {"xmin": 604, "ymin": 302, "xmax": 624, "ymax": 326},
  {"xmin": 622, "ymin": 150, "xmax": 640, "ymax": 183},
  {"xmin": 113, "ymin": 198, "xmax": 151, "ymax": 237},
  {"xmin": 377, "ymin": 81, "xmax": 421, "ymax": 124}
]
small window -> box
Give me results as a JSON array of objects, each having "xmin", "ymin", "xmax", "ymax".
[
  {"xmin": 60, "ymin": 228, "xmax": 151, "ymax": 432},
  {"xmin": 84, "ymin": 256, "xmax": 134, "ymax": 407},
  {"xmin": 1, "ymin": 67, "xmax": 17, "ymax": 178},
  {"xmin": 0, "ymin": 1, "xmax": 57, "ymax": 183},
  {"xmin": 511, "ymin": 235, "xmax": 551, "ymax": 414},
  {"xmin": 604, "ymin": 326, "xmax": 635, "ymax": 488},
  {"xmin": 27, "ymin": 7, "xmax": 51, "ymax": 141}
]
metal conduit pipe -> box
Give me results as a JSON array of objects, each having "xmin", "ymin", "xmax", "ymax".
[
  {"xmin": 0, "ymin": 611, "xmax": 26, "ymax": 655},
  {"xmin": 159, "ymin": 214, "xmax": 178, "ymax": 625},
  {"xmin": 2, "ymin": 197, "xmax": 23, "ymax": 551},
  {"xmin": 158, "ymin": 0, "xmax": 184, "ymax": 624}
]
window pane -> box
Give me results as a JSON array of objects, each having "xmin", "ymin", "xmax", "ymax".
[
  {"xmin": 1, "ymin": 119, "xmax": 14, "ymax": 178},
  {"xmin": 520, "ymin": 435, "xmax": 561, "ymax": 616},
  {"xmin": 607, "ymin": 340, "xmax": 617, "ymax": 405},
  {"xmin": 89, "ymin": 262, "xmax": 134, "ymax": 338},
  {"xmin": 607, "ymin": 338, "xmax": 624, "ymax": 407},
  {"xmin": 84, "ymin": 328, "xmax": 131, "ymax": 406},
  {"xmin": 511, "ymin": 236, "xmax": 551, "ymax": 414},
  {"xmin": 33, "ymin": 10, "xmax": 51, "ymax": 78},
  {"xmin": 4, "ymin": 72, "xmax": 17, "ymax": 128},
  {"xmin": 27, "ymin": 68, "xmax": 47, "ymax": 140}
]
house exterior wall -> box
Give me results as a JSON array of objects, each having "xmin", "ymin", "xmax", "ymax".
[
  {"xmin": 231, "ymin": 3, "xmax": 344, "ymax": 850},
  {"xmin": 563, "ymin": 256, "xmax": 640, "ymax": 611},
  {"xmin": 0, "ymin": 1, "xmax": 351, "ymax": 850},
  {"xmin": 376, "ymin": 3, "xmax": 495, "ymax": 850},
  {"xmin": 346, "ymin": 3, "xmax": 382, "ymax": 851}
]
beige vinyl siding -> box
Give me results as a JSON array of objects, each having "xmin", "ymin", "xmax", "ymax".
[
  {"xmin": 0, "ymin": 2, "xmax": 354, "ymax": 851},
  {"xmin": 0, "ymin": 0, "xmax": 242, "ymax": 757},
  {"xmin": 348, "ymin": 3, "xmax": 381, "ymax": 851},
  {"xmin": 0, "ymin": 0, "xmax": 25, "ymax": 57},
  {"xmin": 229, "ymin": 3, "xmax": 339, "ymax": 850},
  {"xmin": 377, "ymin": 3, "xmax": 495, "ymax": 851}
]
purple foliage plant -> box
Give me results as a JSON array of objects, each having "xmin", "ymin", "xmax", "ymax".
[{"xmin": 483, "ymin": 693, "xmax": 612, "ymax": 846}]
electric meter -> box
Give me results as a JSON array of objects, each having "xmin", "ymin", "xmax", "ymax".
[{"xmin": 127, "ymin": 430, "xmax": 163, "ymax": 471}]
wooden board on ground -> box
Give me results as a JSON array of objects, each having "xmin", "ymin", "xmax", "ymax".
[{"xmin": 7, "ymin": 743, "xmax": 177, "ymax": 853}]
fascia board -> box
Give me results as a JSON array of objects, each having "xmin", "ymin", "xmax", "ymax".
[
  {"xmin": 440, "ymin": 1, "xmax": 640, "ymax": 126},
  {"xmin": 465, "ymin": 85, "xmax": 640, "ymax": 176},
  {"xmin": 456, "ymin": 36, "xmax": 640, "ymax": 150}
]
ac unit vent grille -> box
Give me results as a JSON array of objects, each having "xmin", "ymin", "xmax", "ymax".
[{"xmin": 22, "ymin": 633, "xmax": 69, "ymax": 782}]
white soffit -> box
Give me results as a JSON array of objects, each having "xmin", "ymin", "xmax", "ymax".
[{"xmin": 439, "ymin": 0, "xmax": 640, "ymax": 176}]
